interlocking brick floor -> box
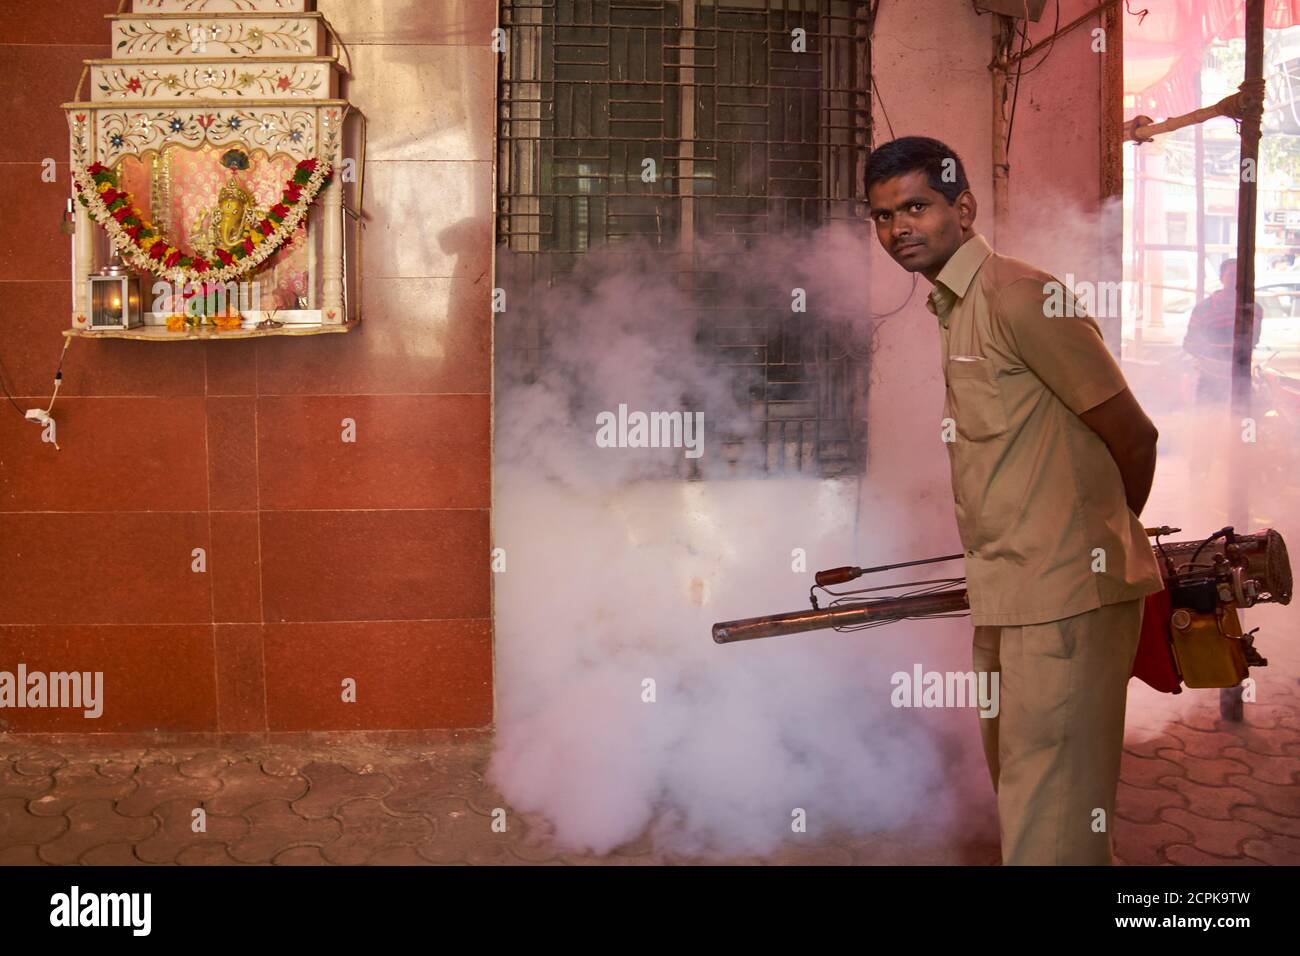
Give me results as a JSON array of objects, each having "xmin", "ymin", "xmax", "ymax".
[
  {"xmin": 0, "ymin": 736, "xmax": 991, "ymax": 865},
  {"xmin": 1, "ymin": 676, "xmax": 1296, "ymax": 865},
  {"xmin": 1112, "ymin": 666, "xmax": 1300, "ymax": 866}
]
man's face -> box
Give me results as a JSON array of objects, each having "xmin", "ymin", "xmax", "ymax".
[
  {"xmin": 868, "ymin": 170, "xmax": 975, "ymax": 282},
  {"xmin": 1220, "ymin": 263, "xmax": 1237, "ymax": 291}
]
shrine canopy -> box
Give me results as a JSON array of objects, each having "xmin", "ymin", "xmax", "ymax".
[{"xmin": 1126, "ymin": 0, "xmax": 1300, "ymax": 118}]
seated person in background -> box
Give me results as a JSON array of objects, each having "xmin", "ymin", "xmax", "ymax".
[{"xmin": 1182, "ymin": 258, "xmax": 1263, "ymax": 403}]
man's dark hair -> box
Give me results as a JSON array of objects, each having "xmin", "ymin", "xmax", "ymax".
[
  {"xmin": 865, "ymin": 136, "xmax": 970, "ymax": 205},
  {"xmin": 1219, "ymin": 257, "xmax": 1237, "ymax": 278}
]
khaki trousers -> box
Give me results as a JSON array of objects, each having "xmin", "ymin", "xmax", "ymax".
[{"xmin": 972, "ymin": 598, "xmax": 1144, "ymax": 866}]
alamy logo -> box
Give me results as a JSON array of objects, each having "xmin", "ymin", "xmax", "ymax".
[
  {"xmin": 50, "ymin": 886, "xmax": 151, "ymax": 936},
  {"xmin": 150, "ymin": 279, "xmax": 260, "ymax": 315},
  {"xmin": 0, "ymin": 665, "xmax": 103, "ymax": 719},
  {"xmin": 1041, "ymin": 274, "xmax": 1134, "ymax": 319},
  {"xmin": 890, "ymin": 664, "xmax": 1000, "ymax": 718},
  {"xmin": 595, "ymin": 403, "xmax": 704, "ymax": 459}
]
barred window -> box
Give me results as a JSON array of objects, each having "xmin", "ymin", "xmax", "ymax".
[{"xmin": 497, "ymin": 0, "xmax": 873, "ymax": 475}]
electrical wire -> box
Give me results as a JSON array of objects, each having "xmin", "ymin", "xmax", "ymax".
[
  {"xmin": 868, "ymin": 0, "xmax": 895, "ymax": 142},
  {"xmin": 1124, "ymin": 1, "xmax": 1149, "ymax": 27},
  {"xmin": 1004, "ymin": 0, "xmax": 1066, "ymax": 157},
  {"xmin": 1004, "ymin": 18, "xmax": 1029, "ymax": 157},
  {"xmin": 824, "ymin": 576, "xmax": 967, "ymax": 601},
  {"xmin": 48, "ymin": 336, "xmax": 71, "ymax": 413},
  {"xmin": 1188, "ymin": 526, "xmax": 1232, "ymax": 571},
  {"xmin": 857, "ymin": 0, "xmax": 919, "ymax": 324},
  {"xmin": 0, "ymin": 335, "xmax": 70, "ymax": 456},
  {"xmin": 834, "ymin": 611, "xmax": 971, "ymax": 633},
  {"xmin": 1014, "ymin": 0, "xmax": 1062, "ymax": 78},
  {"xmin": 826, "ymin": 577, "xmax": 971, "ymax": 631},
  {"xmin": 0, "ymin": 335, "xmax": 69, "ymax": 417},
  {"xmin": 0, "ymin": 349, "xmax": 26, "ymax": 416}
]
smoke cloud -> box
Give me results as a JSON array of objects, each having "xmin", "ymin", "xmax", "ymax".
[{"xmin": 488, "ymin": 232, "xmax": 988, "ymax": 857}]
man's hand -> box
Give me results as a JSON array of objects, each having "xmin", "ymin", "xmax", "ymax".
[{"xmin": 1078, "ymin": 387, "xmax": 1159, "ymax": 517}]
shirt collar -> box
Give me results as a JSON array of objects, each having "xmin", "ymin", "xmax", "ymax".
[{"xmin": 924, "ymin": 233, "xmax": 994, "ymax": 324}]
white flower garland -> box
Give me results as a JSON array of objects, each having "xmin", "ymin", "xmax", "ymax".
[{"xmin": 72, "ymin": 157, "xmax": 333, "ymax": 285}]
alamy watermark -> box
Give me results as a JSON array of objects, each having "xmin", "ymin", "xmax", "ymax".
[
  {"xmin": 890, "ymin": 664, "xmax": 999, "ymax": 718},
  {"xmin": 1041, "ymin": 275, "xmax": 1137, "ymax": 320},
  {"xmin": 595, "ymin": 403, "xmax": 704, "ymax": 459},
  {"xmin": 150, "ymin": 280, "xmax": 261, "ymax": 316},
  {"xmin": 50, "ymin": 886, "xmax": 150, "ymax": 935},
  {"xmin": 0, "ymin": 664, "xmax": 103, "ymax": 719}
]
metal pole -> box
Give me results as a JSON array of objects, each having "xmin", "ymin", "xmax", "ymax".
[
  {"xmin": 1194, "ymin": 71, "xmax": 1205, "ymax": 306},
  {"xmin": 1134, "ymin": 139, "xmax": 1146, "ymax": 339},
  {"xmin": 1223, "ymin": 0, "xmax": 1266, "ymax": 722},
  {"xmin": 1100, "ymin": 0, "xmax": 1124, "ymax": 350},
  {"xmin": 1233, "ymin": 0, "xmax": 1265, "ymax": 414}
]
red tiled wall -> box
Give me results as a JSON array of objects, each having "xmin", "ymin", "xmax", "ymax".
[{"xmin": 0, "ymin": 0, "xmax": 496, "ymax": 738}]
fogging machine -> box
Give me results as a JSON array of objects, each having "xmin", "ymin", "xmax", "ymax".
[{"xmin": 711, "ymin": 527, "xmax": 1292, "ymax": 693}]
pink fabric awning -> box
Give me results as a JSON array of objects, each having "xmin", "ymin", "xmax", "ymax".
[{"xmin": 1126, "ymin": 0, "xmax": 1300, "ymax": 117}]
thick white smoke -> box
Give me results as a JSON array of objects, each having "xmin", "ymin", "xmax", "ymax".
[{"xmin": 489, "ymin": 234, "xmax": 989, "ymax": 857}]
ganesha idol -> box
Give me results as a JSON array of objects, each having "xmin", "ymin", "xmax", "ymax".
[{"xmin": 193, "ymin": 176, "xmax": 263, "ymax": 260}]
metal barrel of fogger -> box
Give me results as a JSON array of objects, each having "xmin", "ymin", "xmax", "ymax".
[
  {"xmin": 712, "ymin": 529, "xmax": 1292, "ymax": 645},
  {"xmin": 711, "ymin": 589, "xmax": 970, "ymax": 644}
]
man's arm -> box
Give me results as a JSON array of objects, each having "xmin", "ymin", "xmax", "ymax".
[
  {"xmin": 1077, "ymin": 388, "xmax": 1159, "ymax": 516},
  {"xmin": 995, "ymin": 277, "xmax": 1159, "ymax": 516}
]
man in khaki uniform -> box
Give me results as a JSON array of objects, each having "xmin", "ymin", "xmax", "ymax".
[{"xmin": 865, "ymin": 137, "xmax": 1165, "ymax": 865}]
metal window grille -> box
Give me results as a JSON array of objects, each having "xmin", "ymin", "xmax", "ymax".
[{"xmin": 497, "ymin": 0, "xmax": 873, "ymax": 475}]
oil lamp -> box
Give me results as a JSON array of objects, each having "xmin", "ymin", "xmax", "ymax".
[{"xmin": 88, "ymin": 257, "xmax": 141, "ymax": 330}]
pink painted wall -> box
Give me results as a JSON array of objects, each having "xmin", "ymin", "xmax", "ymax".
[{"xmin": 858, "ymin": 0, "xmax": 1115, "ymax": 556}]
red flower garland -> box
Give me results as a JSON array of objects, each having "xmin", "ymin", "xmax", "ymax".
[{"xmin": 75, "ymin": 156, "xmax": 333, "ymax": 281}]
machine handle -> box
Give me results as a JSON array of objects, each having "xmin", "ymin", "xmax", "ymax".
[{"xmin": 815, "ymin": 566, "xmax": 863, "ymax": 587}]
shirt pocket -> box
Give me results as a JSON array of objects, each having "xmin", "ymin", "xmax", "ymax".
[{"xmin": 946, "ymin": 356, "xmax": 1008, "ymax": 441}]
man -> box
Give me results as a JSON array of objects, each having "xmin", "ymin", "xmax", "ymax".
[
  {"xmin": 865, "ymin": 136, "xmax": 1165, "ymax": 865},
  {"xmin": 1182, "ymin": 258, "xmax": 1263, "ymax": 405}
]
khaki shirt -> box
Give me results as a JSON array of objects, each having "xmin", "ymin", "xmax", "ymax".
[{"xmin": 925, "ymin": 233, "xmax": 1164, "ymax": 626}]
